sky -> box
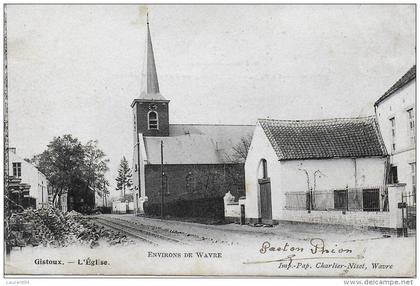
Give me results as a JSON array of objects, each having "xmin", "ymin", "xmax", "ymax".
[{"xmin": 6, "ymin": 5, "xmax": 415, "ymax": 197}]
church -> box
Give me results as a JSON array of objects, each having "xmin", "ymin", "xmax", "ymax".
[{"xmin": 131, "ymin": 18, "xmax": 254, "ymax": 219}]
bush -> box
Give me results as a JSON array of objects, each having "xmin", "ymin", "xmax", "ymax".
[{"xmin": 6, "ymin": 207, "xmax": 133, "ymax": 249}]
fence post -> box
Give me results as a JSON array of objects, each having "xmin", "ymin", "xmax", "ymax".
[
  {"xmin": 309, "ymin": 188, "xmax": 314, "ymax": 211},
  {"xmin": 345, "ymin": 185, "xmax": 349, "ymax": 213}
]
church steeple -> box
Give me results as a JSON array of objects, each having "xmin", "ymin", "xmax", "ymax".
[
  {"xmin": 140, "ymin": 13, "xmax": 166, "ymax": 100},
  {"xmin": 132, "ymin": 12, "xmax": 170, "ymax": 137}
]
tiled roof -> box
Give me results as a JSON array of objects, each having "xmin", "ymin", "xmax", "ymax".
[
  {"xmin": 259, "ymin": 116, "xmax": 387, "ymax": 161},
  {"xmin": 143, "ymin": 124, "xmax": 255, "ymax": 164},
  {"xmin": 374, "ymin": 65, "xmax": 416, "ymax": 106}
]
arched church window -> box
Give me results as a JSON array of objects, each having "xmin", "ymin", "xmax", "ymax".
[
  {"xmin": 148, "ymin": 111, "xmax": 159, "ymax": 130},
  {"xmin": 163, "ymin": 173, "xmax": 170, "ymax": 195},
  {"xmin": 186, "ymin": 172, "xmax": 195, "ymax": 193}
]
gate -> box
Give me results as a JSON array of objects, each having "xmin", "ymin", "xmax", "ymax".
[
  {"xmin": 402, "ymin": 190, "xmax": 416, "ymax": 232},
  {"xmin": 258, "ymin": 178, "xmax": 272, "ymax": 224}
]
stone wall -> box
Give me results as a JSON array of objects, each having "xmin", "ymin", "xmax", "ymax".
[
  {"xmin": 279, "ymin": 210, "xmax": 390, "ymax": 228},
  {"xmin": 225, "ymin": 203, "xmax": 240, "ymax": 221}
]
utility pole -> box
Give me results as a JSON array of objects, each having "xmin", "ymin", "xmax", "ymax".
[{"xmin": 160, "ymin": 140, "xmax": 164, "ymax": 219}]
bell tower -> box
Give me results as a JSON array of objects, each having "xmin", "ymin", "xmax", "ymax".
[{"xmin": 131, "ymin": 14, "xmax": 170, "ymax": 137}]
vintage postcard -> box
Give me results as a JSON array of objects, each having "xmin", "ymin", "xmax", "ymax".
[{"xmin": 3, "ymin": 4, "xmax": 416, "ymax": 278}]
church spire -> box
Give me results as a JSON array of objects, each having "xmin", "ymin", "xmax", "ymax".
[{"xmin": 140, "ymin": 12, "xmax": 165, "ymax": 100}]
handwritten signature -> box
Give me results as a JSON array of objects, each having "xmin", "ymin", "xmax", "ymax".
[{"xmin": 244, "ymin": 238, "xmax": 366, "ymax": 269}]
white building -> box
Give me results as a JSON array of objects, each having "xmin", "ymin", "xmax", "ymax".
[
  {"xmin": 8, "ymin": 147, "xmax": 49, "ymax": 209},
  {"xmin": 241, "ymin": 116, "xmax": 396, "ymax": 228},
  {"xmin": 374, "ymin": 65, "xmax": 416, "ymax": 197}
]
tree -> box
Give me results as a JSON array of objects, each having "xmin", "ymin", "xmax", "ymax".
[
  {"xmin": 82, "ymin": 140, "xmax": 110, "ymax": 199},
  {"xmin": 115, "ymin": 156, "xmax": 133, "ymax": 198},
  {"xmin": 102, "ymin": 185, "xmax": 110, "ymax": 207},
  {"xmin": 32, "ymin": 135, "xmax": 110, "ymax": 209},
  {"xmin": 96, "ymin": 180, "xmax": 110, "ymax": 207},
  {"xmin": 225, "ymin": 134, "xmax": 253, "ymax": 163},
  {"xmin": 34, "ymin": 135, "xmax": 85, "ymax": 207}
]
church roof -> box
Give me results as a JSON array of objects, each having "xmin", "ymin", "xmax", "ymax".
[
  {"xmin": 142, "ymin": 124, "xmax": 255, "ymax": 164},
  {"xmin": 139, "ymin": 18, "xmax": 167, "ymax": 101},
  {"xmin": 259, "ymin": 116, "xmax": 387, "ymax": 161},
  {"xmin": 374, "ymin": 65, "xmax": 416, "ymax": 107}
]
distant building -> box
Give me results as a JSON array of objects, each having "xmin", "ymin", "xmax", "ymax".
[
  {"xmin": 374, "ymin": 65, "xmax": 416, "ymax": 198},
  {"xmin": 131, "ymin": 19, "xmax": 254, "ymax": 219},
  {"xmin": 242, "ymin": 117, "xmax": 392, "ymax": 227},
  {"xmin": 95, "ymin": 190, "xmax": 108, "ymax": 208},
  {"xmin": 8, "ymin": 147, "xmax": 49, "ymax": 209}
]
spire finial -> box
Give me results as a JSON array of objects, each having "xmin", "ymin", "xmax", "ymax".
[{"xmin": 146, "ymin": 11, "xmax": 149, "ymax": 25}]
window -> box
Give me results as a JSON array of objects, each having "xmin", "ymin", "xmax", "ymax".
[
  {"xmin": 390, "ymin": 117, "xmax": 396, "ymax": 152},
  {"xmin": 334, "ymin": 190, "xmax": 347, "ymax": 210},
  {"xmin": 148, "ymin": 111, "xmax": 159, "ymax": 130},
  {"xmin": 388, "ymin": 165, "xmax": 398, "ymax": 184},
  {"xmin": 407, "ymin": 108, "xmax": 415, "ymax": 145},
  {"xmin": 186, "ymin": 172, "xmax": 195, "ymax": 193},
  {"xmin": 362, "ymin": 189, "xmax": 380, "ymax": 212},
  {"xmin": 12, "ymin": 162, "xmax": 21, "ymax": 177},
  {"xmin": 410, "ymin": 163, "xmax": 416, "ymax": 203},
  {"xmin": 410, "ymin": 163, "xmax": 416, "ymax": 185}
]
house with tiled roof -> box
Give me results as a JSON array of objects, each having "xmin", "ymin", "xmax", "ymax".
[
  {"xmin": 131, "ymin": 18, "xmax": 254, "ymax": 219},
  {"xmin": 374, "ymin": 65, "xmax": 416, "ymax": 197},
  {"xmin": 240, "ymin": 116, "xmax": 401, "ymax": 228}
]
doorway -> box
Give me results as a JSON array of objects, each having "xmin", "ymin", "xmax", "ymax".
[
  {"xmin": 258, "ymin": 159, "xmax": 272, "ymax": 224},
  {"xmin": 259, "ymin": 178, "xmax": 272, "ymax": 224}
]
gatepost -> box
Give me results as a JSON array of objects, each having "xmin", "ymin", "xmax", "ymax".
[
  {"xmin": 387, "ymin": 183, "xmax": 406, "ymax": 236},
  {"xmin": 239, "ymin": 197, "xmax": 246, "ymax": 225}
]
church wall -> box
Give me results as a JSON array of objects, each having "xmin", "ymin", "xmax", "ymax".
[{"xmin": 143, "ymin": 163, "xmax": 246, "ymax": 218}]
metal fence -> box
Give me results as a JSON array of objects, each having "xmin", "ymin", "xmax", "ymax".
[
  {"xmin": 402, "ymin": 189, "xmax": 416, "ymax": 230},
  {"xmin": 285, "ymin": 186, "xmax": 389, "ymax": 212}
]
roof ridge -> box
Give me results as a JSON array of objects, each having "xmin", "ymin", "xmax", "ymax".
[
  {"xmin": 170, "ymin": 123, "xmax": 255, "ymax": 127},
  {"xmin": 257, "ymin": 115, "xmax": 375, "ymax": 123}
]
